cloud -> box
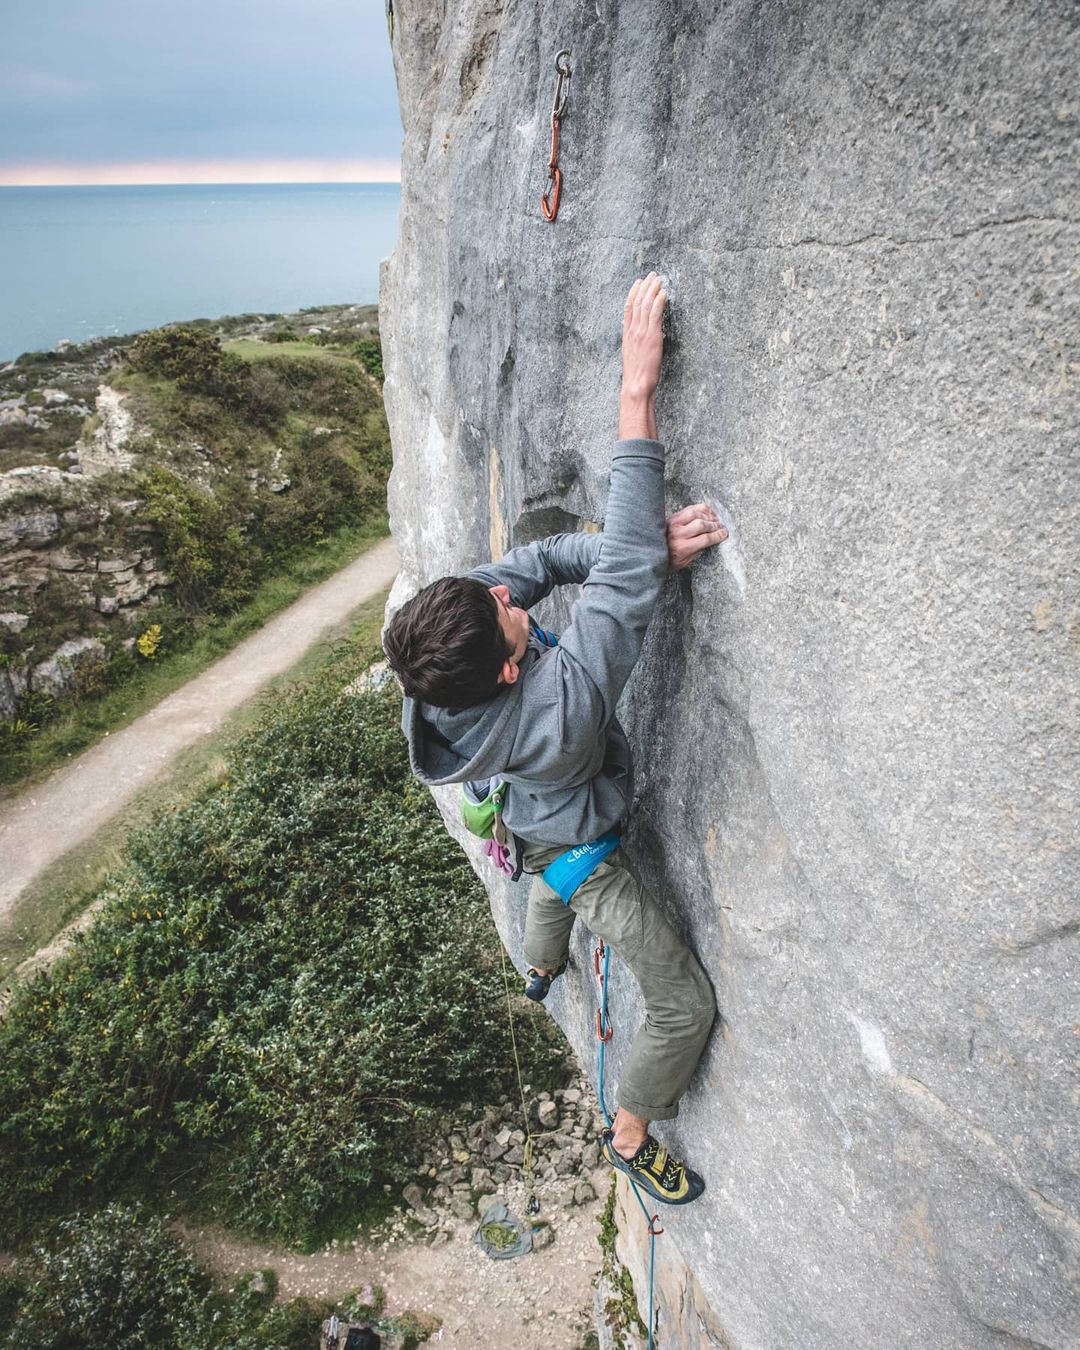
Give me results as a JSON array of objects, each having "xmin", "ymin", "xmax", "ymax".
[
  {"xmin": 0, "ymin": 158, "xmax": 401, "ymax": 187},
  {"xmin": 1, "ymin": 1, "xmax": 402, "ymax": 171}
]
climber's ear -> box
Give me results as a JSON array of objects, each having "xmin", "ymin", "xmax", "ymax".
[{"xmin": 496, "ymin": 658, "xmax": 520, "ymax": 687}]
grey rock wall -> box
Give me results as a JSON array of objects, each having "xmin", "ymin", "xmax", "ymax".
[{"xmin": 381, "ymin": 3, "xmax": 1079, "ymax": 1346}]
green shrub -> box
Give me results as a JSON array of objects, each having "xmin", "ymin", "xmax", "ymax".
[
  {"xmin": 0, "ymin": 1203, "xmax": 334, "ymax": 1350},
  {"xmin": 2, "ymin": 1204, "xmax": 213, "ymax": 1349},
  {"xmin": 140, "ymin": 466, "xmax": 255, "ymax": 611},
  {"xmin": 267, "ymin": 327, "xmax": 299, "ymax": 343},
  {"xmin": 0, "ymin": 661, "xmax": 565, "ymax": 1246},
  {"xmin": 128, "ymin": 327, "xmax": 281, "ymax": 430},
  {"xmin": 353, "ymin": 338, "xmax": 384, "ymax": 382},
  {"xmin": 129, "ymin": 327, "xmax": 238, "ymax": 394}
]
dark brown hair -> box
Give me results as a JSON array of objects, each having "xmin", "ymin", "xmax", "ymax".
[{"xmin": 382, "ymin": 576, "xmax": 513, "ymax": 708}]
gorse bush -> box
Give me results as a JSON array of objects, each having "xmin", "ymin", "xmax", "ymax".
[
  {"xmin": 128, "ymin": 325, "xmax": 326, "ymax": 432},
  {"xmin": 127, "ymin": 325, "xmax": 283, "ymax": 429},
  {"xmin": 0, "ymin": 654, "xmax": 566, "ymax": 1246},
  {"xmin": 129, "ymin": 326, "xmax": 228, "ymax": 387},
  {"xmin": 129, "ymin": 326, "xmax": 250, "ymax": 407}
]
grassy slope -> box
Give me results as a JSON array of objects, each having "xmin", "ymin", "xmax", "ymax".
[
  {"xmin": 0, "ymin": 585, "xmax": 391, "ymax": 987},
  {"xmin": 2, "ymin": 320, "xmax": 391, "ymax": 792},
  {"xmin": 221, "ymin": 339, "xmax": 353, "ymax": 364}
]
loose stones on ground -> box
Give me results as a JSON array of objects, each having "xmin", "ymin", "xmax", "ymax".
[{"xmin": 386, "ymin": 1076, "xmax": 607, "ymax": 1254}]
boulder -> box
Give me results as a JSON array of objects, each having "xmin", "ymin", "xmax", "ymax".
[
  {"xmin": 450, "ymin": 1193, "xmax": 476, "ymax": 1221},
  {"xmin": 382, "ymin": 3, "xmax": 1079, "ymax": 1346},
  {"xmin": 531, "ymin": 1223, "xmax": 555, "ymax": 1250},
  {"xmin": 470, "ymin": 1166, "xmax": 497, "ymax": 1195},
  {"xmin": 29, "ymin": 637, "xmax": 105, "ymax": 698}
]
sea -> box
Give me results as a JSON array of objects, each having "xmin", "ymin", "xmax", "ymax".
[{"xmin": 0, "ymin": 182, "xmax": 401, "ymax": 362}]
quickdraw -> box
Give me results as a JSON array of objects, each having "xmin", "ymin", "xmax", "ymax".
[{"xmin": 541, "ymin": 49, "xmax": 572, "ymax": 221}]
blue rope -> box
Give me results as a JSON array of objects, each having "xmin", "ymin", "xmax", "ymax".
[{"xmin": 595, "ymin": 941, "xmax": 658, "ymax": 1349}]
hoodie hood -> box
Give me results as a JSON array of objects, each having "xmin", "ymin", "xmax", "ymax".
[
  {"xmin": 401, "ymin": 647, "xmax": 538, "ymax": 787},
  {"xmin": 399, "ymin": 637, "xmax": 633, "ymax": 848}
]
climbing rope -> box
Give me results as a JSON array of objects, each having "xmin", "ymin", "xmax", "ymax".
[
  {"xmin": 594, "ymin": 939, "xmax": 662, "ymax": 1349},
  {"xmin": 499, "ymin": 945, "xmax": 551, "ymax": 1217},
  {"xmin": 497, "ymin": 932, "xmax": 661, "ymax": 1342},
  {"xmin": 541, "ymin": 50, "xmax": 572, "ymax": 221}
]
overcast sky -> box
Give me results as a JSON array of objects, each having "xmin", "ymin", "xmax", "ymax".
[{"xmin": 1, "ymin": 0, "xmax": 402, "ymax": 184}]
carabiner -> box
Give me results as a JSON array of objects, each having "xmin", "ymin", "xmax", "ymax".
[
  {"xmin": 552, "ymin": 49, "xmax": 572, "ymax": 119},
  {"xmin": 541, "ymin": 168, "xmax": 562, "ymax": 222}
]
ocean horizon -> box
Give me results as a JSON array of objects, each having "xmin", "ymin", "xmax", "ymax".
[{"xmin": 0, "ymin": 182, "xmax": 401, "ymax": 362}]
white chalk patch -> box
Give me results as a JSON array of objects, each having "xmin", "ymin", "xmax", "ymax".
[
  {"xmin": 849, "ymin": 1014, "xmax": 893, "ymax": 1075},
  {"xmin": 706, "ymin": 498, "xmax": 746, "ymax": 598}
]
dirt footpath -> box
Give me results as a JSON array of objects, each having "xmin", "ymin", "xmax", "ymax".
[
  {"xmin": 184, "ymin": 1163, "xmax": 608, "ymax": 1350},
  {"xmin": 0, "ymin": 537, "xmax": 398, "ymax": 927}
]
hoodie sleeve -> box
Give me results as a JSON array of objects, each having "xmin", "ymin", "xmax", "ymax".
[
  {"xmin": 554, "ymin": 438, "xmax": 668, "ymax": 724},
  {"xmin": 468, "ymin": 532, "xmax": 603, "ymax": 609}
]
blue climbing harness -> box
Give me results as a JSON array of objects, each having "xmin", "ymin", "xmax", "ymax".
[{"xmin": 541, "ymin": 832, "xmax": 620, "ymax": 902}]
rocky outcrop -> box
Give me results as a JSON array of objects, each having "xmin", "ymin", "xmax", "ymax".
[
  {"xmin": 75, "ymin": 385, "xmax": 136, "ymax": 477},
  {"xmin": 381, "ymin": 3, "xmax": 1078, "ymax": 1347},
  {"xmin": 0, "ymin": 484, "xmax": 173, "ymax": 718}
]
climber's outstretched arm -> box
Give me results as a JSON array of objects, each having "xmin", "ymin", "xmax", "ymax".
[{"xmin": 618, "ymin": 273, "xmax": 664, "ymax": 441}]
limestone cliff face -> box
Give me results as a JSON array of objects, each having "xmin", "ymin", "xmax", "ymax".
[{"xmin": 381, "ymin": 3, "xmax": 1078, "ymax": 1346}]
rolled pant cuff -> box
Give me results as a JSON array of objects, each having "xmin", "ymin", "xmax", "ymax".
[
  {"xmin": 617, "ymin": 1094, "xmax": 679, "ymax": 1123},
  {"xmin": 523, "ymin": 949, "xmax": 569, "ymax": 972}
]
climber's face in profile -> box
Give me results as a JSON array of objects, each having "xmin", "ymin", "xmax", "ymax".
[{"xmin": 490, "ymin": 584, "xmax": 529, "ymax": 684}]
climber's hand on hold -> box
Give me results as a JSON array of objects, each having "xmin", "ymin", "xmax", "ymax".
[
  {"xmin": 666, "ymin": 504, "xmax": 727, "ymax": 571},
  {"xmin": 619, "ymin": 273, "xmax": 666, "ymax": 440},
  {"xmin": 621, "ymin": 272, "xmax": 666, "ymax": 402}
]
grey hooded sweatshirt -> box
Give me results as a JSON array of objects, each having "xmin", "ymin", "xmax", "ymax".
[{"xmin": 401, "ymin": 437, "xmax": 668, "ymax": 847}]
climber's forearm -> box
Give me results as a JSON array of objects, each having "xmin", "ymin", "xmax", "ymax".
[{"xmin": 618, "ymin": 391, "xmax": 657, "ymax": 441}]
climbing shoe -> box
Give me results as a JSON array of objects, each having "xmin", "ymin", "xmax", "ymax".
[
  {"xmin": 600, "ymin": 1130, "xmax": 705, "ymax": 1206},
  {"xmin": 524, "ymin": 961, "xmax": 566, "ymax": 1002}
]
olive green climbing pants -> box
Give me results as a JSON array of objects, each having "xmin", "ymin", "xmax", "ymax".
[{"xmin": 521, "ymin": 842, "xmax": 715, "ymax": 1122}]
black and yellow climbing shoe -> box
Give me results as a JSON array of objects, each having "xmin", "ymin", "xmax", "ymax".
[
  {"xmin": 600, "ymin": 1130, "xmax": 705, "ymax": 1205},
  {"xmin": 524, "ymin": 960, "xmax": 566, "ymax": 1002}
]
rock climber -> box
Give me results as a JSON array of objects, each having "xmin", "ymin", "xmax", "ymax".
[{"xmin": 383, "ymin": 273, "xmax": 726, "ymax": 1205}]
